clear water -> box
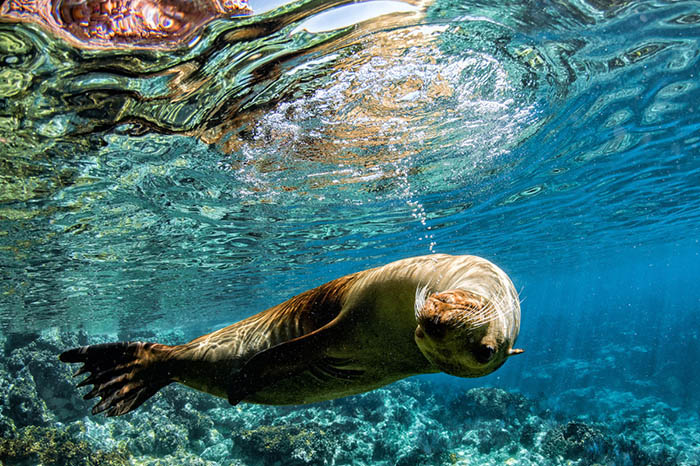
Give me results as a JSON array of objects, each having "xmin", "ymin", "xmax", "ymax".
[{"xmin": 1, "ymin": 0, "xmax": 700, "ymax": 464}]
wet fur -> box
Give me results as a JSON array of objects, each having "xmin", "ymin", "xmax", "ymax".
[{"xmin": 60, "ymin": 254, "xmax": 521, "ymax": 416}]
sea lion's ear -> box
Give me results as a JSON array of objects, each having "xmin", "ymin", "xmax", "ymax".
[{"xmin": 508, "ymin": 348, "xmax": 524, "ymax": 356}]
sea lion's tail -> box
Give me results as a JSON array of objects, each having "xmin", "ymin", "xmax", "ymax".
[{"xmin": 59, "ymin": 341, "xmax": 173, "ymax": 417}]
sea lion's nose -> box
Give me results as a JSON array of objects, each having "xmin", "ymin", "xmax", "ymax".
[{"xmin": 474, "ymin": 344, "xmax": 495, "ymax": 364}]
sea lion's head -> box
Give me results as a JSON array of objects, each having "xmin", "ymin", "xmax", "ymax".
[{"xmin": 413, "ymin": 286, "xmax": 522, "ymax": 378}]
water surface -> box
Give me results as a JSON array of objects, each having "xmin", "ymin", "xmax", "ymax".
[{"xmin": 1, "ymin": 0, "xmax": 699, "ymax": 463}]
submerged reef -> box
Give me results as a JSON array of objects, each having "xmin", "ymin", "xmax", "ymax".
[
  {"xmin": 541, "ymin": 421, "xmax": 612, "ymax": 462},
  {"xmin": 0, "ymin": 329, "xmax": 698, "ymax": 465},
  {"xmin": 0, "ymin": 426, "xmax": 130, "ymax": 466}
]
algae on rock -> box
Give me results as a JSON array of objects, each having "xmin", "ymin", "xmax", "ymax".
[{"xmin": 0, "ymin": 425, "xmax": 130, "ymax": 466}]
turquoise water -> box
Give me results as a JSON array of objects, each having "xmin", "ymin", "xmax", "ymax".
[{"xmin": 1, "ymin": 0, "xmax": 700, "ymax": 464}]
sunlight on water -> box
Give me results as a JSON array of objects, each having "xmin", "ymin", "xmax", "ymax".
[
  {"xmin": 1, "ymin": 1, "xmax": 700, "ymax": 465},
  {"xmin": 220, "ymin": 23, "xmax": 539, "ymax": 192},
  {"xmin": 0, "ymin": 0, "xmax": 699, "ymax": 335},
  {"xmin": 292, "ymin": 1, "xmax": 421, "ymax": 33}
]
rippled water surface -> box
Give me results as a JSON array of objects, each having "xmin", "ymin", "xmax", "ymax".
[{"xmin": 1, "ymin": 0, "xmax": 699, "ymax": 338}]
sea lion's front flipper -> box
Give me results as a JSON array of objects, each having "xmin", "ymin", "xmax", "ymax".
[
  {"xmin": 227, "ymin": 322, "xmax": 361, "ymax": 405},
  {"xmin": 308, "ymin": 357, "xmax": 363, "ymax": 382}
]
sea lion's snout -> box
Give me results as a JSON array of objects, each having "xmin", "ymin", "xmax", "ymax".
[
  {"xmin": 414, "ymin": 288, "xmax": 520, "ymax": 378},
  {"xmin": 473, "ymin": 343, "xmax": 496, "ymax": 364},
  {"xmin": 415, "ymin": 289, "xmax": 491, "ymax": 335}
]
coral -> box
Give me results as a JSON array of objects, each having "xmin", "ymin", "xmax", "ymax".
[
  {"xmin": 2, "ymin": 366, "xmax": 56, "ymax": 427},
  {"xmin": 0, "ymin": 329, "xmax": 698, "ymax": 466},
  {"xmin": 0, "ymin": 415, "xmax": 16, "ymax": 438},
  {"xmin": 235, "ymin": 424, "xmax": 339, "ymax": 465},
  {"xmin": 611, "ymin": 437, "xmax": 681, "ymax": 466},
  {"xmin": 152, "ymin": 423, "xmax": 189, "ymax": 456},
  {"xmin": 541, "ymin": 421, "xmax": 611, "ymax": 461},
  {"xmin": 3, "ymin": 330, "xmax": 94, "ymax": 423},
  {"xmin": 123, "ymin": 413, "xmax": 189, "ymax": 456},
  {"xmin": 132, "ymin": 450, "xmax": 222, "ymax": 466},
  {"xmin": 0, "ymin": 425, "xmax": 130, "ymax": 466},
  {"xmin": 477, "ymin": 426, "xmax": 513, "ymax": 454},
  {"xmin": 161, "ymin": 383, "xmax": 225, "ymax": 414},
  {"xmin": 177, "ymin": 403, "xmax": 215, "ymax": 442},
  {"xmin": 519, "ymin": 420, "xmax": 540, "ymax": 448},
  {"xmin": 395, "ymin": 447, "xmax": 450, "ymax": 466},
  {"xmin": 116, "ymin": 329, "xmax": 186, "ymax": 346},
  {"xmin": 200, "ymin": 441, "xmax": 230, "ymax": 463},
  {"xmin": 459, "ymin": 418, "xmax": 515, "ymax": 455},
  {"xmin": 450, "ymin": 387, "xmax": 532, "ymax": 423},
  {"xmin": 3, "ymin": 332, "xmax": 40, "ymax": 355}
]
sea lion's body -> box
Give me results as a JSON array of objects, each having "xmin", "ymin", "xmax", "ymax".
[{"xmin": 60, "ymin": 254, "xmax": 522, "ymax": 416}]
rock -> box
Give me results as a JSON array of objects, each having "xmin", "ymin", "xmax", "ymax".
[
  {"xmin": 611, "ymin": 435, "xmax": 682, "ymax": 466},
  {"xmin": 541, "ymin": 421, "xmax": 611, "ymax": 462},
  {"xmin": 3, "ymin": 366, "xmax": 55, "ymax": 427},
  {"xmin": 124, "ymin": 412, "xmax": 189, "ymax": 456},
  {"xmin": 0, "ymin": 425, "xmax": 130, "ymax": 466},
  {"xmin": 3, "ymin": 331, "xmax": 94, "ymax": 423},
  {"xmin": 0, "ymin": 415, "xmax": 16, "ymax": 439},
  {"xmin": 0, "ymin": 329, "xmax": 696, "ymax": 466},
  {"xmin": 235, "ymin": 423, "xmax": 339, "ymax": 465},
  {"xmin": 161, "ymin": 384, "xmax": 224, "ymax": 413},
  {"xmin": 3, "ymin": 332, "xmax": 39, "ymax": 354},
  {"xmin": 450, "ymin": 387, "xmax": 531, "ymax": 423},
  {"xmin": 200, "ymin": 442, "xmax": 229, "ymax": 462},
  {"xmin": 177, "ymin": 403, "xmax": 215, "ymax": 442},
  {"xmin": 476, "ymin": 425, "xmax": 513, "ymax": 453},
  {"xmin": 519, "ymin": 419, "xmax": 541, "ymax": 448},
  {"xmin": 394, "ymin": 448, "xmax": 434, "ymax": 466}
]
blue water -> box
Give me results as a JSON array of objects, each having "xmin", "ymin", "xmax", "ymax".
[{"xmin": 1, "ymin": 0, "xmax": 700, "ymax": 464}]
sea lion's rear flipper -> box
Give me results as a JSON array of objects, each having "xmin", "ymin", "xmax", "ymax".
[
  {"xmin": 59, "ymin": 341, "xmax": 173, "ymax": 416},
  {"xmin": 227, "ymin": 323, "xmax": 362, "ymax": 405}
]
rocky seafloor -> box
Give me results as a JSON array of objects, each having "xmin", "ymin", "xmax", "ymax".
[{"xmin": 1, "ymin": 329, "xmax": 698, "ymax": 466}]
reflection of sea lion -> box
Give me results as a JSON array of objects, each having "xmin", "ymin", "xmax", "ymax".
[
  {"xmin": 0, "ymin": 0, "xmax": 251, "ymax": 49},
  {"xmin": 60, "ymin": 254, "xmax": 523, "ymax": 416}
]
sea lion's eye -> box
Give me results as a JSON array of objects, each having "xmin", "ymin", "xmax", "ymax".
[{"xmin": 474, "ymin": 345, "xmax": 495, "ymax": 364}]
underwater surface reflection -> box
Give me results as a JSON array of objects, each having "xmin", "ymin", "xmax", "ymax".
[{"xmin": 1, "ymin": 0, "xmax": 700, "ymax": 464}]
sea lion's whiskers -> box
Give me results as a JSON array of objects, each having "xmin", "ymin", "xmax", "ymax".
[
  {"xmin": 453, "ymin": 301, "xmax": 496, "ymax": 328},
  {"xmin": 414, "ymin": 283, "xmax": 430, "ymax": 320},
  {"xmin": 455, "ymin": 292, "xmax": 510, "ymax": 328},
  {"xmin": 471, "ymin": 304, "xmax": 501, "ymax": 326}
]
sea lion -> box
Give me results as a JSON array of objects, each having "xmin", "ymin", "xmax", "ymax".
[
  {"xmin": 60, "ymin": 254, "xmax": 523, "ymax": 416},
  {"xmin": 0, "ymin": 0, "xmax": 251, "ymax": 49}
]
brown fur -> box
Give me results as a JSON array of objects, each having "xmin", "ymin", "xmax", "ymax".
[
  {"xmin": 60, "ymin": 254, "xmax": 522, "ymax": 416},
  {"xmin": 60, "ymin": 272, "xmax": 362, "ymax": 414}
]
